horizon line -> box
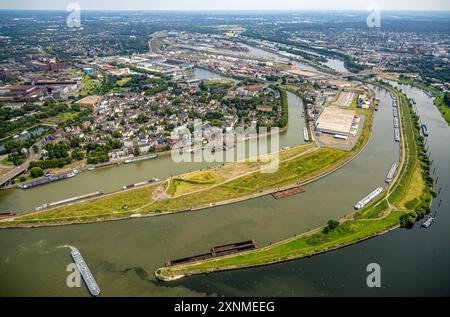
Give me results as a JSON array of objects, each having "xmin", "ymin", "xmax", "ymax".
[{"xmin": 1, "ymin": 8, "xmax": 450, "ymax": 12}]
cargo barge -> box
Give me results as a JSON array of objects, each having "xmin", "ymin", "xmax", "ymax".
[
  {"xmin": 121, "ymin": 178, "xmax": 160, "ymax": 190},
  {"xmin": 354, "ymin": 187, "xmax": 384, "ymax": 210},
  {"xmin": 421, "ymin": 124, "xmax": 429, "ymax": 137},
  {"xmin": 393, "ymin": 117, "xmax": 399, "ymax": 129},
  {"xmin": 17, "ymin": 171, "xmax": 77, "ymax": 190},
  {"xmin": 166, "ymin": 240, "xmax": 257, "ymax": 267},
  {"xmin": 35, "ymin": 191, "xmax": 104, "ymax": 210},
  {"xmin": 70, "ymin": 247, "xmax": 101, "ymax": 296},
  {"xmin": 394, "ymin": 128, "xmax": 401, "ymax": 142},
  {"xmin": 385, "ymin": 162, "xmax": 399, "ymax": 183},
  {"xmin": 124, "ymin": 154, "xmax": 157, "ymax": 164},
  {"xmin": 303, "ymin": 127, "xmax": 310, "ymax": 142},
  {"xmin": 393, "ymin": 108, "xmax": 398, "ymax": 117},
  {"xmin": 272, "ymin": 185, "xmax": 305, "ymax": 199}
]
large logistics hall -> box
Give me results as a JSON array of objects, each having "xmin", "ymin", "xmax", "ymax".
[{"xmin": 315, "ymin": 106, "xmax": 356, "ymax": 137}]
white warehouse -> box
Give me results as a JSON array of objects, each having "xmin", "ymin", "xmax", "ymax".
[{"xmin": 315, "ymin": 106, "xmax": 356, "ymax": 137}]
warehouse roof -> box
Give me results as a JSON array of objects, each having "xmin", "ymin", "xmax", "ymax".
[{"xmin": 315, "ymin": 106, "xmax": 356, "ymax": 136}]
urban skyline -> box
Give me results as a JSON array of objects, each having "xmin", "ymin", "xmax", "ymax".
[{"xmin": 1, "ymin": 0, "xmax": 450, "ymax": 11}]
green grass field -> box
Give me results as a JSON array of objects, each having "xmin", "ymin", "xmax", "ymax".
[{"xmin": 79, "ymin": 75, "xmax": 101, "ymax": 95}]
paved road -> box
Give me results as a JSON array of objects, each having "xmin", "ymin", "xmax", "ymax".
[
  {"xmin": 0, "ymin": 161, "xmax": 30, "ymax": 187},
  {"xmin": 0, "ymin": 140, "xmax": 43, "ymax": 187}
]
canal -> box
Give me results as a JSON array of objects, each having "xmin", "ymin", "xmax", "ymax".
[
  {"xmin": 241, "ymin": 42, "xmax": 348, "ymax": 74},
  {"xmin": 0, "ymin": 82, "xmax": 411, "ymax": 296}
]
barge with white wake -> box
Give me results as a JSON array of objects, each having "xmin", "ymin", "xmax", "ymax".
[{"xmin": 70, "ymin": 247, "xmax": 101, "ymax": 296}]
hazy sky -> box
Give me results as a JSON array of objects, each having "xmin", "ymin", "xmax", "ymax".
[{"xmin": 1, "ymin": 0, "xmax": 449, "ymax": 11}]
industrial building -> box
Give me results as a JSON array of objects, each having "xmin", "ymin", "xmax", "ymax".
[
  {"xmin": 315, "ymin": 106, "xmax": 357, "ymax": 137},
  {"xmin": 0, "ymin": 85, "xmax": 46, "ymax": 102}
]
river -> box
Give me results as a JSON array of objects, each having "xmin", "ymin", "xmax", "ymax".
[
  {"xmin": 0, "ymin": 81, "xmax": 412, "ymax": 296},
  {"xmin": 241, "ymin": 42, "xmax": 348, "ymax": 74}
]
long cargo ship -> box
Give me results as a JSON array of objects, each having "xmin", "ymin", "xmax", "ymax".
[
  {"xmin": 393, "ymin": 108, "xmax": 398, "ymax": 117},
  {"xmin": 394, "ymin": 128, "xmax": 401, "ymax": 142},
  {"xmin": 303, "ymin": 127, "xmax": 310, "ymax": 142},
  {"xmin": 121, "ymin": 178, "xmax": 160, "ymax": 190},
  {"xmin": 421, "ymin": 123, "xmax": 429, "ymax": 137},
  {"xmin": 385, "ymin": 162, "xmax": 399, "ymax": 183},
  {"xmin": 393, "ymin": 117, "xmax": 399, "ymax": 129},
  {"xmin": 354, "ymin": 187, "xmax": 384, "ymax": 210},
  {"xmin": 17, "ymin": 171, "xmax": 77, "ymax": 190},
  {"xmin": 35, "ymin": 191, "xmax": 104, "ymax": 211},
  {"xmin": 124, "ymin": 154, "xmax": 157, "ymax": 164},
  {"xmin": 70, "ymin": 247, "xmax": 101, "ymax": 296}
]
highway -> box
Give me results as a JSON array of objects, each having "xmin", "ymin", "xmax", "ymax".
[{"xmin": 0, "ymin": 161, "xmax": 31, "ymax": 187}]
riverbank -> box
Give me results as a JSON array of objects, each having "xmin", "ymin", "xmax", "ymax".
[
  {"xmin": 380, "ymin": 75, "xmax": 450, "ymax": 126},
  {"xmin": 154, "ymin": 81, "xmax": 433, "ymax": 281}
]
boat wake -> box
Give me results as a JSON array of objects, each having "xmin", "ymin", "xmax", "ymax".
[{"xmin": 57, "ymin": 244, "xmax": 75, "ymax": 250}]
